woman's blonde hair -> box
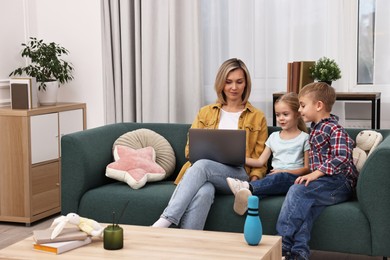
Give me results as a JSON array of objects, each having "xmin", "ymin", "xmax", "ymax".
[
  {"xmin": 214, "ymin": 58, "xmax": 251, "ymax": 105},
  {"xmin": 276, "ymin": 92, "xmax": 308, "ymax": 133}
]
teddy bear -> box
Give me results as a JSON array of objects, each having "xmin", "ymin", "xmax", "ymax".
[{"xmin": 352, "ymin": 130, "xmax": 383, "ymax": 172}]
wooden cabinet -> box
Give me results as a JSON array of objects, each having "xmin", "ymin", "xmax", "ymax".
[{"xmin": 0, "ymin": 103, "xmax": 86, "ymax": 225}]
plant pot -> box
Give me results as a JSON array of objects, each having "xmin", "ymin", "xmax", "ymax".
[
  {"xmin": 319, "ymin": 80, "xmax": 332, "ymax": 85},
  {"xmin": 37, "ymin": 81, "xmax": 58, "ymax": 106}
]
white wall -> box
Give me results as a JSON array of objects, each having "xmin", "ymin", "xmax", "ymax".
[
  {"xmin": 0, "ymin": 0, "xmax": 105, "ymax": 129},
  {"xmin": 0, "ymin": 1, "xmax": 26, "ymax": 107}
]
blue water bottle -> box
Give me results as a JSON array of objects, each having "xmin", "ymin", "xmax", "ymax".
[{"xmin": 244, "ymin": 195, "xmax": 262, "ymax": 245}]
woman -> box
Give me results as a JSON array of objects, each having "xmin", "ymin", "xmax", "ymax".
[{"xmin": 152, "ymin": 58, "xmax": 268, "ymax": 229}]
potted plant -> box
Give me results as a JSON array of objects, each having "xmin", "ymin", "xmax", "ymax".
[
  {"xmin": 9, "ymin": 37, "xmax": 74, "ymax": 105},
  {"xmin": 309, "ymin": 57, "xmax": 341, "ymax": 85}
]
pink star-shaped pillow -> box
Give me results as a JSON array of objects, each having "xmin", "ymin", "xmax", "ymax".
[{"xmin": 106, "ymin": 145, "xmax": 166, "ymax": 189}]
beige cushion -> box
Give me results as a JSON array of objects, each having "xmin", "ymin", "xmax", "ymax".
[{"xmin": 114, "ymin": 128, "xmax": 176, "ymax": 178}]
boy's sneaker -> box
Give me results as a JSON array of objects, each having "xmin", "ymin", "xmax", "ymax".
[
  {"xmin": 233, "ymin": 188, "xmax": 252, "ymax": 215},
  {"xmin": 226, "ymin": 177, "xmax": 249, "ymax": 195}
]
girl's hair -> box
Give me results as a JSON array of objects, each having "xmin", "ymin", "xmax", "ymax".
[
  {"xmin": 276, "ymin": 92, "xmax": 308, "ymax": 133},
  {"xmin": 214, "ymin": 58, "xmax": 251, "ymax": 105}
]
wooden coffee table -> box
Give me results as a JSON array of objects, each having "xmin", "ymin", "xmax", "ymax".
[{"xmin": 0, "ymin": 224, "xmax": 281, "ymax": 259}]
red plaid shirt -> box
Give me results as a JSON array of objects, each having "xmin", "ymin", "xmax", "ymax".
[{"xmin": 309, "ymin": 115, "xmax": 359, "ymax": 187}]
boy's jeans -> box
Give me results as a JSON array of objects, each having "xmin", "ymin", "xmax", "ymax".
[
  {"xmin": 162, "ymin": 159, "xmax": 248, "ymax": 230},
  {"xmin": 251, "ymin": 172, "xmax": 298, "ymax": 196},
  {"xmin": 276, "ymin": 174, "xmax": 353, "ymax": 260}
]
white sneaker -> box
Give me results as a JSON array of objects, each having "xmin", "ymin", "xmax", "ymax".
[
  {"xmin": 226, "ymin": 177, "xmax": 249, "ymax": 195},
  {"xmin": 234, "ymin": 188, "xmax": 252, "ymax": 215}
]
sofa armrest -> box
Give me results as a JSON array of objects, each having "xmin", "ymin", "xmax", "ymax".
[
  {"xmin": 61, "ymin": 124, "xmax": 131, "ymax": 214},
  {"xmin": 356, "ymin": 134, "xmax": 390, "ymax": 257}
]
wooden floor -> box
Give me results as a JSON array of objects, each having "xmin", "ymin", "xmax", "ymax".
[
  {"xmin": 0, "ymin": 214, "xmax": 59, "ymax": 250},
  {"xmin": 0, "ymin": 215, "xmax": 386, "ymax": 259}
]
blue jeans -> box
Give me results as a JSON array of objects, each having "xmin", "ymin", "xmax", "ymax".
[
  {"xmin": 276, "ymin": 174, "xmax": 353, "ymax": 260},
  {"xmin": 250, "ymin": 172, "xmax": 298, "ymax": 197},
  {"xmin": 162, "ymin": 159, "xmax": 248, "ymax": 229}
]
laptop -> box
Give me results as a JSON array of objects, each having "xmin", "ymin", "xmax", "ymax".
[{"xmin": 188, "ymin": 128, "xmax": 246, "ymax": 166}]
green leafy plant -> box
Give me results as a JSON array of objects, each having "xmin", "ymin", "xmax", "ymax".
[
  {"xmin": 309, "ymin": 57, "xmax": 341, "ymax": 82},
  {"xmin": 9, "ymin": 37, "xmax": 74, "ymax": 91}
]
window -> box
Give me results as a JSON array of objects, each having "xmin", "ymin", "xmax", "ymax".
[{"xmin": 357, "ymin": 0, "xmax": 375, "ymax": 84}]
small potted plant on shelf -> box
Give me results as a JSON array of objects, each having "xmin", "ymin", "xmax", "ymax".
[
  {"xmin": 309, "ymin": 56, "xmax": 341, "ymax": 85},
  {"xmin": 9, "ymin": 37, "xmax": 74, "ymax": 105}
]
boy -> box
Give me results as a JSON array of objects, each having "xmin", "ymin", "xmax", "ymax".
[{"xmin": 278, "ymin": 82, "xmax": 358, "ymax": 260}]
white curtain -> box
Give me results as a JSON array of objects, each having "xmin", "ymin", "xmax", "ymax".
[
  {"xmin": 200, "ymin": 0, "xmax": 350, "ymax": 122},
  {"xmin": 102, "ymin": 0, "xmax": 203, "ymax": 124},
  {"xmin": 374, "ymin": 0, "xmax": 390, "ymax": 85},
  {"xmin": 102, "ymin": 0, "xmax": 389, "ymax": 125}
]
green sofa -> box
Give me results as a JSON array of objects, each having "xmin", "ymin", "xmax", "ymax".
[{"xmin": 61, "ymin": 122, "xmax": 390, "ymax": 258}]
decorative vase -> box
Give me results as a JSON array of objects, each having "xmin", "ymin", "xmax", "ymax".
[
  {"xmin": 103, "ymin": 225, "xmax": 123, "ymax": 250},
  {"xmin": 244, "ymin": 195, "xmax": 262, "ymax": 246},
  {"xmin": 37, "ymin": 80, "xmax": 58, "ymax": 106}
]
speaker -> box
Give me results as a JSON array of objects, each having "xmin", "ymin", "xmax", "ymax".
[{"xmin": 10, "ymin": 77, "xmax": 38, "ymax": 109}]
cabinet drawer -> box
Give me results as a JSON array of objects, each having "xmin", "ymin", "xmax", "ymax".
[{"xmin": 32, "ymin": 161, "xmax": 60, "ymax": 215}]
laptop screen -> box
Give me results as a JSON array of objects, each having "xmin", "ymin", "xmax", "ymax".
[{"xmin": 188, "ymin": 129, "xmax": 246, "ymax": 166}]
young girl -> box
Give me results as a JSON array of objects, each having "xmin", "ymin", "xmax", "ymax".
[{"xmin": 227, "ymin": 92, "xmax": 310, "ymax": 215}]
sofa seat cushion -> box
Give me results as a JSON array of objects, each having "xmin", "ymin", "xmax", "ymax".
[
  {"xmin": 78, "ymin": 181, "xmax": 286, "ymax": 233},
  {"xmin": 78, "ymin": 181, "xmax": 176, "ymax": 226},
  {"xmin": 77, "ymin": 181, "xmax": 371, "ymax": 256},
  {"xmin": 310, "ymin": 200, "xmax": 371, "ymax": 254},
  {"xmin": 205, "ymin": 195, "xmax": 285, "ymax": 234}
]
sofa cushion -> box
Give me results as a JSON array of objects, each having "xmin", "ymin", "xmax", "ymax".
[
  {"xmin": 114, "ymin": 128, "xmax": 176, "ymax": 178},
  {"xmin": 205, "ymin": 195, "xmax": 285, "ymax": 234},
  {"xmin": 78, "ymin": 181, "xmax": 176, "ymax": 225},
  {"xmin": 310, "ymin": 200, "xmax": 371, "ymax": 254},
  {"xmin": 106, "ymin": 145, "xmax": 166, "ymax": 189}
]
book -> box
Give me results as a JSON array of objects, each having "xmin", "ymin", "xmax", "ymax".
[
  {"xmin": 298, "ymin": 61, "xmax": 315, "ymax": 92},
  {"xmin": 33, "ymin": 227, "xmax": 88, "ymax": 244},
  {"xmin": 286, "ymin": 61, "xmax": 315, "ymax": 93},
  {"xmin": 33, "ymin": 236, "xmax": 92, "ymax": 254},
  {"xmin": 287, "ymin": 62, "xmax": 292, "ymax": 92},
  {"xmin": 291, "ymin": 61, "xmax": 301, "ymax": 94}
]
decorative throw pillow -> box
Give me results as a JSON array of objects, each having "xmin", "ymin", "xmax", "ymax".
[
  {"xmin": 113, "ymin": 128, "xmax": 176, "ymax": 178},
  {"xmin": 106, "ymin": 145, "xmax": 166, "ymax": 189}
]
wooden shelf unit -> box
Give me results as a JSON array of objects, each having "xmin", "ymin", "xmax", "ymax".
[{"xmin": 0, "ymin": 103, "xmax": 86, "ymax": 225}]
